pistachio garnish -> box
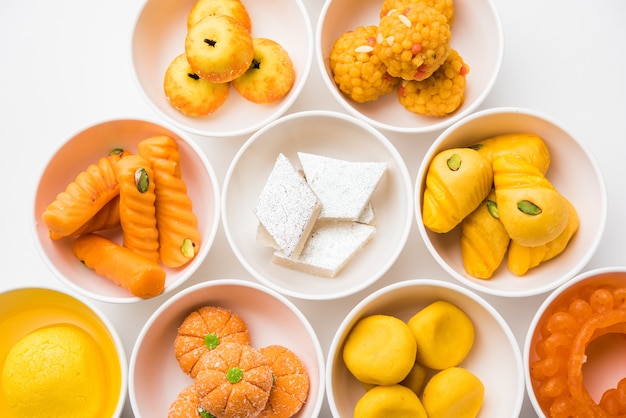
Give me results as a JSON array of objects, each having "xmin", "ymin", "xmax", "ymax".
[
  {"xmin": 134, "ymin": 167, "xmax": 149, "ymax": 193},
  {"xmin": 468, "ymin": 144, "xmax": 483, "ymax": 151},
  {"xmin": 226, "ymin": 367, "xmax": 243, "ymax": 384},
  {"xmin": 447, "ymin": 153, "xmax": 462, "ymax": 171},
  {"xmin": 199, "ymin": 408, "xmax": 215, "ymax": 418},
  {"xmin": 109, "ymin": 148, "xmax": 125, "ymax": 157},
  {"xmin": 517, "ymin": 200, "xmax": 542, "ymax": 215},
  {"xmin": 204, "ymin": 333, "xmax": 219, "ymax": 350},
  {"xmin": 198, "ymin": 406, "xmax": 215, "ymax": 418},
  {"xmin": 486, "ymin": 199, "xmax": 499, "ymax": 219},
  {"xmin": 181, "ymin": 238, "xmax": 195, "ymax": 258}
]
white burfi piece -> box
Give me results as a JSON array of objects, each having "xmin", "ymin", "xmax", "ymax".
[
  {"xmin": 254, "ymin": 153, "xmax": 322, "ymax": 259},
  {"xmin": 272, "ymin": 221, "xmax": 376, "ymax": 278},
  {"xmin": 298, "ymin": 152, "xmax": 386, "ymax": 221},
  {"xmin": 256, "ymin": 223, "xmax": 279, "ymax": 249},
  {"xmin": 357, "ymin": 203, "xmax": 376, "ymax": 225}
]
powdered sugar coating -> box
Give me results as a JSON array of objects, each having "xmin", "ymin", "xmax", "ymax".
[
  {"xmin": 297, "ymin": 152, "xmax": 386, "ymax": 220},
  {"xmin": 254, "ymin": 154, "xmax": 321, "ymax": 258},
  {"xmin": 273, "ymin": 221, "xmax": 376, "ymax": 278}
]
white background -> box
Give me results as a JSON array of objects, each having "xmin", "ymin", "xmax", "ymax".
[{"xmin": 1, "ymin": 0, "xmax": 626, "ymax": 417}]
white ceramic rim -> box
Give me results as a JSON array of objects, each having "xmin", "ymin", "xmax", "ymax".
[
  {"xmin": 129, "ymin": 0, "xmax": 314, "ymax": 138},
  {"xmin": 315, "ymin": 0, "xmax": 504, "ymax": 134},
  {"xmin": 325, "ymin": 278, "xmax": 525, "ymax": 417},
  {"xmin": 221, "ymin": 109, "xmax": 414, "ymax": 300},
  {"xmin": 523, "ymin": 266, "xmax": 626, "ymax": 417},
  {"xmin": 30, "ymin": 117, "xmax": 221, "ymax": 304},
  {"xmin": 414, "ymin": 106, "xmax": 608, "ymax": 297},
  {"xmin": 0, "ymin": 285, "xmax": 129, "ymax": 417},
  {"xmin": 128, "ymin": 278, "xmax": 326, "ymax": 418}
]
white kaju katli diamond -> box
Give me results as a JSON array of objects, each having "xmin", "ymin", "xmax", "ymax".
[
  {"xmin": 297, "ymin": 152, "xmax": 387, "ymax": 221},
  {"xmin": 254, "ymin": 153, "xmax": 322, "ymax": 259},
  {"xmin": 272, "ymin": 221, "xmax": 376, "ymax": 278},
  {"xmin": 255, "ymin": 203, "xmax": 376, "ymax": 251}
]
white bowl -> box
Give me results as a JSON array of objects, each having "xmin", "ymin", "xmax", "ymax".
[
  {"xmin": 32, "ymin": 119, "xmax": 220, "ymax": 303},
  {"xmin": 129, "ymin": 279, "xmax": 325, "ymax": 418},
  {"xmin": 222, "ymin": 110, "xmax": 413, "ymax": 300},
  {"xmin": 524, "ymin": 267, "xmax": 626, "ymax": 417},
  {"xmin": 131, "ymin": 0, "xmax": 313, "ymax": 137},
  {"xmin": 0, "ymin": 286, "xmax": 127, "ymax": 417},
  {"xmin": 327, "ymin": 279, "xmax": 524, "ymax": 417},
  {"xmin": 415, "ymin": 107, "xmax": 607, "ymax": 297},
  {"xmin": 316, "ymin": 0, "xmax": 503, "ymax": 133}
]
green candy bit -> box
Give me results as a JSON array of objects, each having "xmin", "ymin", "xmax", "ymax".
[
  {"xmin": 226, "ymin": 367, "xmax": 243, "ymax": 384},
  {"xmin": 198, "ymin": 408, "xmax": 215, "ymax": 418},
  {"xmin": 204, "ymin": 333, "xmax": 220, "ymax": 350},
  {"xmin": 517, "ymin": 200, "xmax": 542, "ymax": 215},
  {"xmin": 109, "ymin": 147, "xmax": 125, "ymax": 157},
  {"xmin": 134, "ymin": 167, "xmax": 150, "ymax": 193},
  {"xmin": 447, "ymin": 153, "xmax": 462, "ymax": 171},
  {"xmin": 181, "ymin": 238, "xmax": 195, "ymax": 258},
  {"xmin": 486, "ymin": 199, "xmax": 499, "ymax": 219}
]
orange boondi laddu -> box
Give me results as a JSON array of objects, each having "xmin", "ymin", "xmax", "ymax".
[
  {"xmin": 380, "ymin": 0, "xmax": 455, "ymax": 26},
  {"xmin": 397, "ymin": 48, "xmax": 469, "ymax": 116},
  {"xmin": 330, "ymin": 25, "xmax": 399, "ymax": 103},
  {"xmin": 375, "ymin": 3, "xmax": 451, "ymax": 81}
]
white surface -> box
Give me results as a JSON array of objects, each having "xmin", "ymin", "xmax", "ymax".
[{"xmin": 0, "ymin": 0, "xmax": 625, "ymax": 417}]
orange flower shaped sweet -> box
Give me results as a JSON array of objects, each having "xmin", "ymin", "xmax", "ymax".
[
  {"xmin": 194, "ymin": 342, "xmax": 273, "ymax": 418},
  {"xmin": 174, "ymin": 306, "xmax": 251, "ymax": 377}
]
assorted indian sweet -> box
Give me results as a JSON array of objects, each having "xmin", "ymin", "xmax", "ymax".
[
  {"xmin": 529, "ymin": 283, "xmax": 626, "ymax": 416},
  {"xmin": 329, "ymin": 0, "xmax": 469, "ymax": 117},
  {"xmin": 343, "ymin": 301, "xmax": 484, "ymax": 418},
  {"xmin": 422, "ymin": 147, "xmax": 493, "ymax": 234},
  {"xmin": 164, "ymin": 0, "xmax": 295, "ymax": 116},
  {"xmin": 1, "ymin": 324, "xmax": 108, "ymax": 418},
  {"xmin": 460, "ymin": 189, "xmax": 511, "ymax": 279},
  {"xmin": 422, "ymin": 132, "xmax": 579, "ymax": 279},
  {"xmin": 168, "ymin": 305, "xmax": 310, "ymax": 418},
  {"xmin": 174, "ymin": 306, "xmax": 251, "ymax": 377},
  {"xmin": 41, "ymin": 135, "xmax": 201, "ymax": 298},
  {"xmin": 254, "ymin": 152, "xmax": 386, "ymax": 278}
]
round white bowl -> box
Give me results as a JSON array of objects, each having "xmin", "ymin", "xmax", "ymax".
[
  {"xmin": 0, "ymin": 286, "xmax": 127, "ymax": 418},
  {"xmin": 525, "ymin": 267, "xmax": 626, "ymax": 417},
  {"xmin": 129, "ymin": 279, "xmax": 325, "ymax": 418},
  {"xmin": 415, "ymin": 107, "xmax": 607, "ymax": 297},
  {"xmin": 327, "ymin": 279, "xmax": 524, "ymax": 417},
  {"xmin": 131, "ymin": 0, "xmax": 313, "ymax": 137},
  {"xmin": 316, "ymin": 0, "xmax": 503, "ymax": 133},
  {"xmin": 32, "ymin": 118, "xmax": 220, "ymax": 303},
  {"xmin": 222, "ymin": 110, "xmax": 413, "ymax": 300}
]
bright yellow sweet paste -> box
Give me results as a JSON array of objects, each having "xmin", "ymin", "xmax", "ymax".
[{"xmin": 1, "ymin": 324, "xmax": 106, "ymax": 418}]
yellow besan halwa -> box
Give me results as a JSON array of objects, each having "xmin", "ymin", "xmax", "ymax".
[
  {"xmin": 1, "ymin": 324, "xmax": 106, "ymax": 418},
  {"xmin": 342, "ymin": 314, "xmax": 417, "ymax": 385}
]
